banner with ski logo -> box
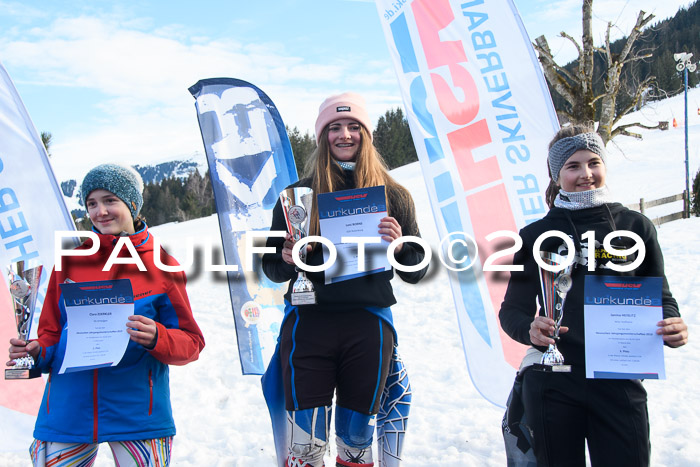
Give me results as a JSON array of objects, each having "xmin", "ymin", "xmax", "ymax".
[
  {"xmin": 0, "ymin": 60, "xmax": 77, "ymax": 449},
  {"xmin": 374, "ymin": 0, "xmax": 560, "ymax": 406},
  {"xmin": 189, "ymin": 78, "xmax": 298, "ymax": 375}
]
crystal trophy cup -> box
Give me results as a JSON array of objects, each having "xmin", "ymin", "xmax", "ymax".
[
  {"xmin": 280, "ymin": 187, "xmax": 316, "ymax": 305},
  {"xmin": 535, "ymin": 251, "xmax": 573, "ymax": 373},
  {"xmin": 5, "ymin": 261, "xmax": 44, "ymax": 380}
]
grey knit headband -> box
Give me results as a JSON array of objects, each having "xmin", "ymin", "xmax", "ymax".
[{"xmin": 548, "ymin": 132, "xmax": 606, "ymax": 183}]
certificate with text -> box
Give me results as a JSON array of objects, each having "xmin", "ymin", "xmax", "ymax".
[
  {"xmin": 584, "ymin": 276, "xmax": 665, "ymax": 379},
  {"xmin": 318, "ymin": 185, "xmax": 390, "ymax": 284},
  {"xmin": 58, "ymin": 279, "xmax": 134, "ymax": 374}
]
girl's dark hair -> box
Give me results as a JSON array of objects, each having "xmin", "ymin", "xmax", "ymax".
[
  {"xmin": 134, "ymin": 215, "xmax": 146, "ymax": 231},
  {"xmin": 545, "ymin": 122, "xmax": 597, "ymax": 208}
]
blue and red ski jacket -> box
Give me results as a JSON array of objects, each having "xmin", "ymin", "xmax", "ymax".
[{"xmin": 32, "ymin": 224, "xmax": 205, "ymax": 443}]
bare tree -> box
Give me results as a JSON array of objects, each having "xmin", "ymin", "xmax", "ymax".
[
  {"xmin": 534, "ymin": 0, "xmax": 662, "ymax": 144},
  {"xmin": 41, "ymin": 131, "xmax": 52, "ymax": 157}
]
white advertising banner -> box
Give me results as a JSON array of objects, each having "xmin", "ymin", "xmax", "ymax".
[
  {"xmin": 375, "ymin": 0, "xmax": 560, "ymax": 406},
  {"xmin": 0, "ymin": 60, "xmax": 77, "ymax": 447}
]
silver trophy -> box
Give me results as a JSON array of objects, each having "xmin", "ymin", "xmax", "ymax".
[
  {"xmin": 536, "ymin": 251, "xmax": 573, "ymax": 372},
  {"xmin": 280, "ymin": 187, "xmax": 316, "ymax": 305},
  {"xmin": 5, "ymin": 261, "xmax": 44, "ymax": 380}
]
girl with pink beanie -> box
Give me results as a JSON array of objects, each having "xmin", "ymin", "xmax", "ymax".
[{"xmin": 263, "ymin": 93, "xmax": 427, "ymax": 467}]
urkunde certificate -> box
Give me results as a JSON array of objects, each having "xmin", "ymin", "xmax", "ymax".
[
  {"xmin": 318, "ymin": 185, "xmax": 390, "ymax": 284},
  {"xmin": 58, "ymin": 279, "xmax": 134, "ymax": 374},
  {"xmin": 584, "ymin": 276, "xmax": 665, "ymax": 379}
]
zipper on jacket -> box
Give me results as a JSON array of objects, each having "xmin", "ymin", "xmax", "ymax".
[
  {"xmin": 148, "ymin": 370, "xmax": 153, "ymax": 416},
  {"xmin": 46, "ymin": 371, "xmax": 52, "ymax": 414},
  {"xmin": 92, "ymin": 369, "xmax": 98, "ymax": 443}
]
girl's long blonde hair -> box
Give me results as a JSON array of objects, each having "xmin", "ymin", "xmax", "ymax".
[{"xmin": 304, "ymin": 124, "xmax": 412, "ymax": 236}]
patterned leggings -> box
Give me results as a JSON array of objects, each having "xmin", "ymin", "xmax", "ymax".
[{"xmin": 29, "ymin": 437, "xmax": 173, "ymax": 467}]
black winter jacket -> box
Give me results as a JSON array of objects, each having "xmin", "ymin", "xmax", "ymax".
[
  {"xmin": 262, "ymin": 169, "xmax": 427, "ymax": 312},
  {"xmin": 499, "ymin": 202, "xmax": 679, "ymax": 369}
]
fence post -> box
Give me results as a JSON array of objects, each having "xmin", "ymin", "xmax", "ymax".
[
  {"xmin": 684, "ymin": 190, "xmax": 689, "ymax": 219},
  {"xmin": 640, "ymin": 198, "xmax": 645, "ymax": 215}
]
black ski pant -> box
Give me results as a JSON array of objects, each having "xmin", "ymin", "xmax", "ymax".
[
  {"xmin": 280, "ymin": 307, "xmax": 394, "ymax": 415},
  {"xmin": 522, "ymin": 367, "xmax": 650, "ymax": 467}
]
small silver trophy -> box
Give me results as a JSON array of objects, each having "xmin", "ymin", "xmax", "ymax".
[
  {"xmin": 280, "ymin": 187, "xmax": 316, "ymax": 305},
  {"xmin": 5, "ymin": 261, "xmax": 44, "ymax": 380},
  {"xmin": 535, "ymin": 251, "xmax": 573, "ymax": 373}
]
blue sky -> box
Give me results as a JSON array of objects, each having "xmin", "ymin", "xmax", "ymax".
[{"xmin": 0, "ymin": 0, "xmax": 693, "ymax": 177}]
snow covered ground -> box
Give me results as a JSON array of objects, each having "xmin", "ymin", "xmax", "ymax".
[{"xmin": 1, "ymin": 90, "xmax": 700, "ymax": 466}]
